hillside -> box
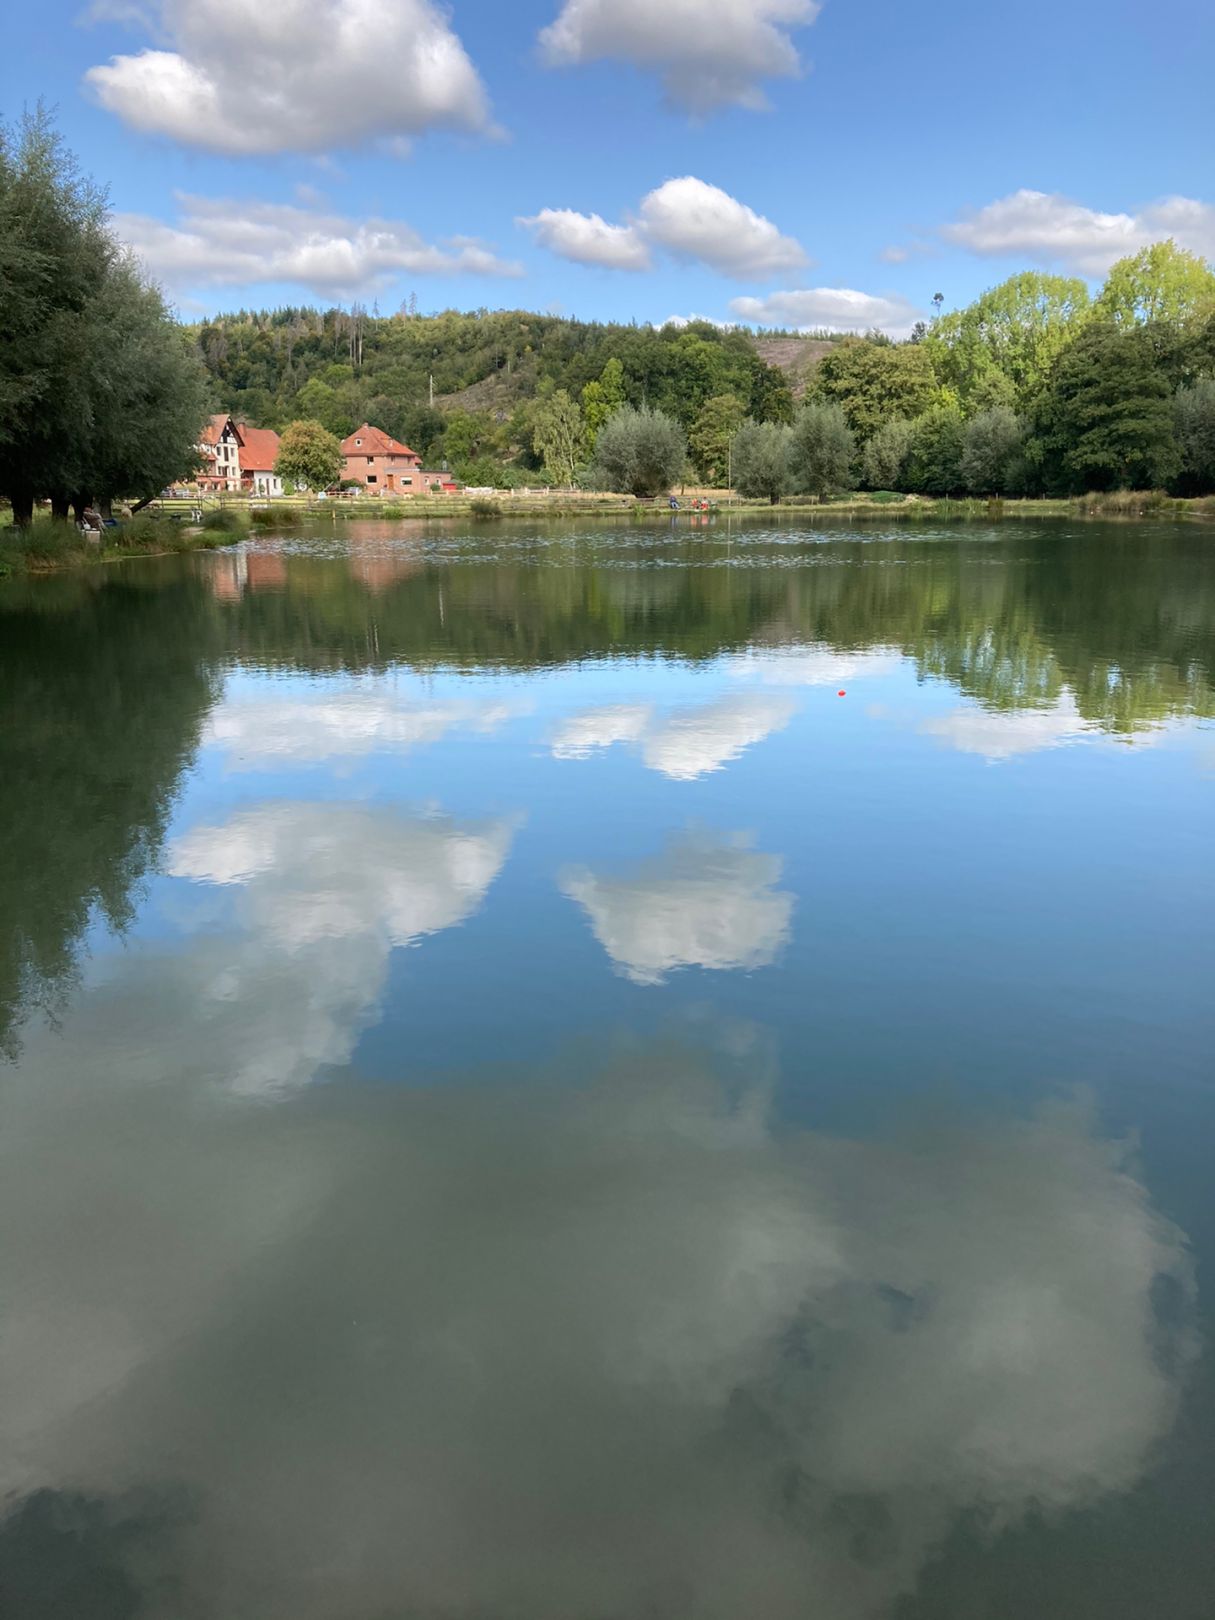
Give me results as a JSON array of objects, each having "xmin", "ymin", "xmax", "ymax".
[{"xmin": 189, "ymin": 306, "xmax": 809, "ymax": 469}]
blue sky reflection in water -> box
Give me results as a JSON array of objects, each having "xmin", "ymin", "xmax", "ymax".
[{"xmin": 0, "ymin": 519, "xmax": 1213, "ymax": 1619}]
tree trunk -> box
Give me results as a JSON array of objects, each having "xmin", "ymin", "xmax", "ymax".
[
  {"xmin": 131, "ymin": 495, "xmax": 155, "ymax": 514},
  {"xmin": 51, "ymin": 495, "xmax": 71, "ymax": 521},
  {"xmin": 71, "ymin": 493, "xmax": 93, "ymax": 523},
  {"xmin": 98, "ymin": 496, "xmax": 114, "ymax": 521},
  {"xmin": 10, "ymin": 489, "xmax": 35, "ymax": 527},
  {"xmin": 770, "ymin": 492, "xmax": 778, "ymax": 505}
]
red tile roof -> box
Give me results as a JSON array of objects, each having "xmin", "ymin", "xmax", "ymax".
[
  {"xmin": 199, "ymin": 413, "xmax": 237, "ymax": 448},
  {"xmin": 236, "ymin": 425, "xmax": 281, "ymax": 473},
  {"xmin": 341, "ymin": 423, "xmax": 419, "ymax": 459}
]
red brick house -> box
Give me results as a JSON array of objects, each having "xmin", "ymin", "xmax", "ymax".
[{"xmin": 340, "ymin": 423, "xmax": 457, "ymax": 494}]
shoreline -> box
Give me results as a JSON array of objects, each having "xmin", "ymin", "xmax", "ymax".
[{"xmin": 4, "ymin": 494, "xmax": 1212, "ymax": 579}]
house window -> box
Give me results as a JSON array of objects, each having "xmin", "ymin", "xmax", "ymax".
[
  {"xmin": 355, "ymin": 438, "xmax": 362, "ymax": 446},
  {"xmin": 367, "ymin": 456, "xmax": 374, "ymax": 464},
  {"xmin": 367, "ymin": 475, "xmax": 377, "ymax": 483},
  {"xmin": 402, "ymin": 477, "xmax": 412, "ymax": 485}
]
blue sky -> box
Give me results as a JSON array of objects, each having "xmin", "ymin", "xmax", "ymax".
[{"xmin": 6, "ymin": 0, "xmax": 1214, "ymax": 331}]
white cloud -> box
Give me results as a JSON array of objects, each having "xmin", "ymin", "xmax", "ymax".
[
  {"xmin": 522, "ymin": 175, "xmax": 806, "ymax": 278},
  {"xmin": 561, "ymin": 832, "xmax": 793, "ymax": 983},
  {"xmin": 551, "ymin": 694, "xmax": 793, "ymax": 778},
  {"xmin": 517, "ymin": 208, "xmax": 651, "ymax": 270},
  {"xmin": 638, "ymin": 177, "xmax": 807, "ymax": 277},
  {"xmin": 729, "ymin": 286, "xmax": 923, "ymax": 338},
  {"xmin": 942, "ymin": 188, "xmax": 1215, "ymax": 276},
  {"xmin": 115, "ymin": 195, "xmax": 522, "ymax": 297},
  {"xmin": 539, "ymin": 0, "xmax": 820, "ymax": 113},
  {"xmin": 203, "ymin": 686, "xmax": 519, "ymax": 769},
  {"xmin": 85, "ymin": 0, "xmax": 493, "ymax": 154}
]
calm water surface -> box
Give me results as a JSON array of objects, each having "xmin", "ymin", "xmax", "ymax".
[{"xmin": 1, "ymin": 517, "xmax": 1213, "ymax": 1619}]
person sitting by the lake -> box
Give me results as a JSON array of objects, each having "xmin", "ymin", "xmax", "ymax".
[
  {"xmin": 669, "ymin": 496, "xmax": 679, "ymax": 510},
  {"xmin": 80, "ymin": 504, "xmax": 103, "ymax": 537}
]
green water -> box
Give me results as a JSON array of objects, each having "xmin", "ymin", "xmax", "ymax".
[{"xmin": 1, "ymin": 517, "xmax": 1213, "ymax": 1619}]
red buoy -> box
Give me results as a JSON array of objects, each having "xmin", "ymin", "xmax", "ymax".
[{"xmin": 837, "ymin": 690, "xmax": 846, "ymax": 697}]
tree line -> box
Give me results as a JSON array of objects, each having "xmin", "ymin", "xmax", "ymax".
[
  {"xmin": 0, "ymin": 110, "xmax": 209, "ymax": 525},
  {"xmin": 733, "ymin": 251, "xmax": 1215, "ymax": 501}
]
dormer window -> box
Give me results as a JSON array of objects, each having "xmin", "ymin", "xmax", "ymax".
[{"xmin": 355, "ymin": 438, "xmax": 362, "ymax": 446}]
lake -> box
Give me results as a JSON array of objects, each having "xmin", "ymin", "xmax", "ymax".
[{"xmin": 1, "ymin": 516, "xmax": 1213, "ymax": 1620}]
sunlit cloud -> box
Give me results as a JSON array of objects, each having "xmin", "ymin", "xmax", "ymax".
[
  {"xmin": 85, "ymin": 0, "xmax": 494, "ymax": 154},
  {"xmin": 941, "ymin": 188, "xmax": 1215, "ymax": 276},
  {"xmin": 539, "ymin": 0, "xmax": 820, "ymax": 114},
  {"xmin": 116, "ymin": 194, "xmax": 522, "ymax": 298},
  {"xmin": 521, "ymin": 176, "xmax": 807, "ymax": 279}
]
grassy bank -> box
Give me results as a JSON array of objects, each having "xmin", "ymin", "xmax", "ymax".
[{"xmin": 0, "ymin": 509, "xmax": 250, "ymax": 578}]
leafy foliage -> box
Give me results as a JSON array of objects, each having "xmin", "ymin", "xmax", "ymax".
[
  {"xmin": 730, "ymin": 420, "xmax": 792, "ymax": 503},
  {"xmin": 0, "ymin": 109, "xmax": 208, "ymax": 521},
  {"xmin": 275, "ymin": 419, "xmax": 345, "ymax": 492},
  {"xmin": 788, "ymin": 403, "xmax": 854, "ymax": 500},
  {"xmin": 592, "ymin": 406, "xmax": 687, "ymax": 497}
]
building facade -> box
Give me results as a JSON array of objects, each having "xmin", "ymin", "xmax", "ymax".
[
  {"xmin": 340, "ymin": 423, "xmax": 457, "ymax": 494},
  {"xmin": 237, "ymin": 425, "xmax": 283, "ymax": 497},
  {"xmin": 198, "ymin": 414, "xmax": 243, "ymax": 492}
]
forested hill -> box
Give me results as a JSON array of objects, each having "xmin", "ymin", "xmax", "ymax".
[{"xmin": 189, "ymin": 306, "xmax": 815, "ymax": 458}]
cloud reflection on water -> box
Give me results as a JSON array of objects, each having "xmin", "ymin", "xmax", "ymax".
[
  {"xmin": 0, "ymin": 1030, "xmax": 1194, "ymax": 1620},
  {"xmin": 561, "ymin": 831, "xmax": 794, "ymax": 983},
  {"xmin": 552, "ymin": 694, "xmax": 795, "ymax": 779}
]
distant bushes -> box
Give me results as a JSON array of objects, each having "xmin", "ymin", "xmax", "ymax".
[
  {"xmin": 200, "ymin": 506, "xmax": 250, "ymax": 535},
  {"xmin": 470, "ymin": 498, "xmax": 502, "ymax": 518}
]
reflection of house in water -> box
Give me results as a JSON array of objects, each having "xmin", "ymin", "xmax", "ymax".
[
  {"xmin": 209, "ymin": 551, "xmax": 248, "ymax": 601},
  {"xmin": 347, "ymin": 528, "xmax": 425, "ymax": 594},
  {"xmin": 245, "ymin": 552, "xmax": 288, "ymax": 593}
]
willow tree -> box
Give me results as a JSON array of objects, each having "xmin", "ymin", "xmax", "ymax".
[{"xmin": 0, "ymin": 109, "xmax": 208, "ymax": 525}]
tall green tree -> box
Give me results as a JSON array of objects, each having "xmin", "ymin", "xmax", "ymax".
[
  {"xmin": 861, "ymin": 416, "xmax": 914, "ymax": 490},
  {"xmin": 788, "ymin": 403, "xmax": 854, "ymax": 501},
  {"xmin": 275, "ymin": 419, "xmax": 345, "ymax": 492},
  {"xmin": 959, "ymin": 407, "xmax": 1025, "ymax": 495},
  {"xmin": 928, "ymin": 272, "xmax": 1092, "ymax": 411},
  {"xmin": 1034, "ymin": 321, "xmax": 1180, "ymax": 491},
  {"xmin": 730, "ymin": 420, "xmax": 792, "ymax": 504},
  {"xmin": 580, "ymin": 357, "xmax": 626, "ymax": 454},
  {"xmin": 811, "ymin": 339, "xmax": 937, "ymax": 441},
  {"xmin": 80, "ymin": 261, "xmax": 208, "ymax": 513},
  {"xmin": 592, "ymin": 405, "xmax": 686, "ymax": 497},
  {"xmin": 904, "ymin": 406, "xmax": 966, "ymax": 494},
  {"xmin": 532, "ymin": 389, "xmax": 583, "ymax": 485},
  {"xmin": 1174, "ymin": 380, "xmax": 1215, "ymax": 491},
  {"xmin": 0, "ymin": 109, "xmax": 113, "ymax": 524},
  {"xmin": 689, "ymin": 393, "xmax": 746, "ymax": 484},
  {"xmin": 1096, "ymin": 241, "xmax": 1215, "ymax": 327}
]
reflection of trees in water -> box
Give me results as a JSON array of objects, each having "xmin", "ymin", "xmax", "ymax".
[
  {"xmin": 0, "ymin": 573, "xmax": 220, "ymax": 1057},
  {"xmin": 220, "ymin": 526, "xmax": 1215, "ymax": 730}
]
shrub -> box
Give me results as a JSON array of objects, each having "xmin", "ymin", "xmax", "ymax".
[
  {"xmin": 470, "ymin": 498, "xmax": 502, "ymax": 518},
  {"xmin": 12, "ymin": 517, "xmax": 78, "ymax": 563},
  {"xmin": 200, "ymin": 506, "xmax": 250, "ymax": 535}
]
